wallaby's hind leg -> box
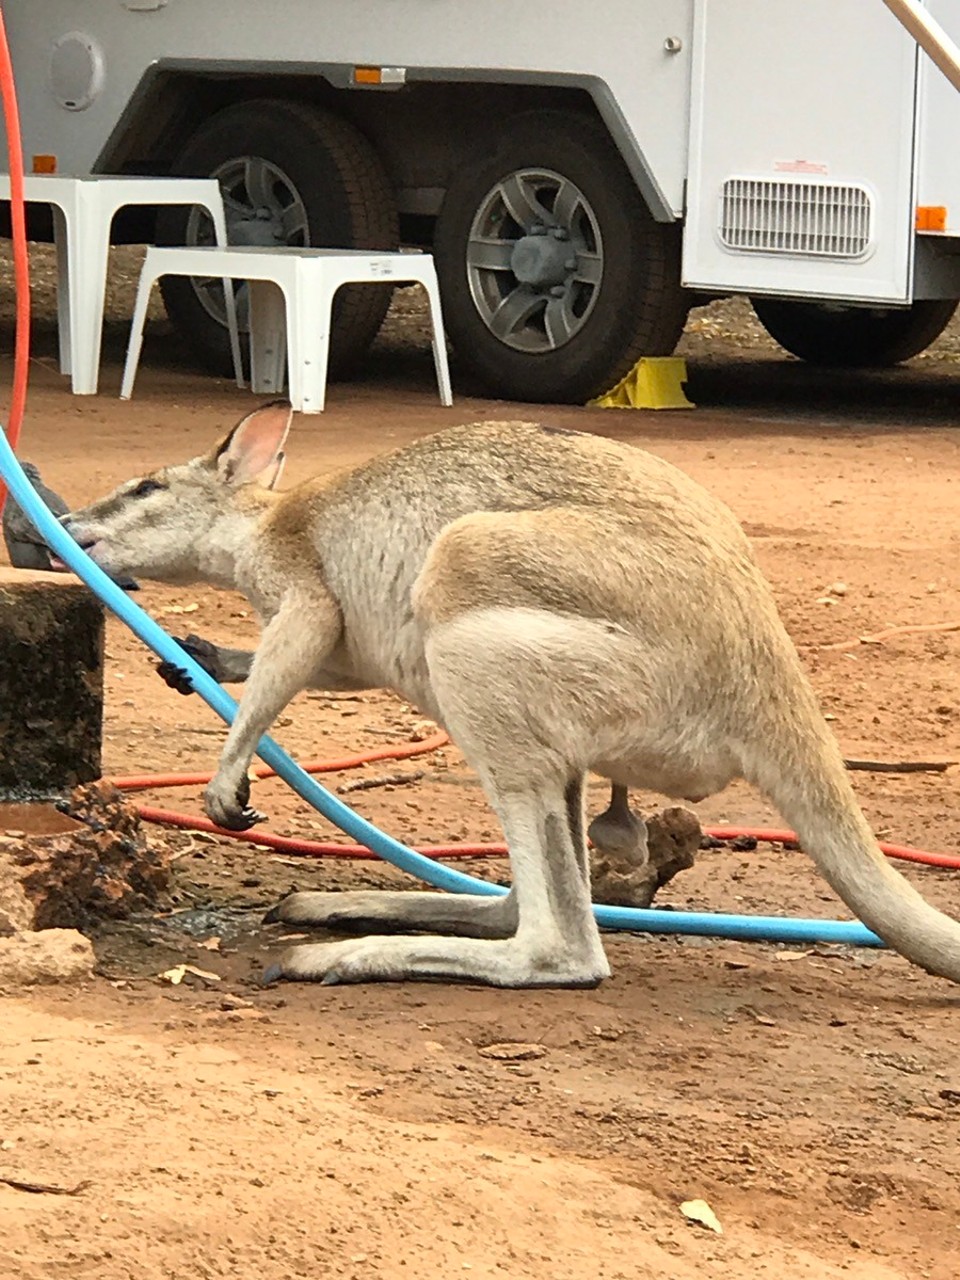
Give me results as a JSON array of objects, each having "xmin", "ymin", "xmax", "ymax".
[
  {"xmin": 264, "ymin": 774, "xmax": 607, "ymax": 986},
  {"xmin": 264, "ymin": 612, "xmax": 609, "ymax": 986},
  {"xmin": 264, "ymin": 888, "xmax": 518, "ymax": 938}
]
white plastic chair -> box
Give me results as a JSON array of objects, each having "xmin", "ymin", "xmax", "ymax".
[
  {"xmin": 120, "ymin": 245, "xmax": 453, "ymax": 412},
  {"xmin": 0, "ymin": 174, "xmax": 243, "ymax": 395}
]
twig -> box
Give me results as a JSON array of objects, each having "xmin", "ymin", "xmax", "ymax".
[
  {"xmin": 0, "ymin": 1176, "xmax": 92, "ymax": 1196},
  {"xmin": 338, "ymin": 770, "xmax": 425, "ymax": 794},
  {"xmin": 821, "ymin": 621, "xmax": 960, "ymax": 652},
  {"xmin": 844, "ymin": 758, "xmax": 956, "ymax": 774}
]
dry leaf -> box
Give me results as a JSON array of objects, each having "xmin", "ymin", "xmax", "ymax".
[
  {"xmin": 197, "ymin": 937, "xmax": 221, "ymax": 952},
  {"xmin": 158, "ymin": 963, "xmax": 221, "ymax": 986},
  {"xmin": 477, "ymin": 1042, "xmax": 547, "ymax": 1062},
  {"xmin": 182, "ymin": 964, "xmax": 221, "ymax": 983},
  {"xmin": 680, "ymin": 1198, "xmax": 723, "ymax": 1234},
  {"xmin": 161, "ymin": 603, "xmax": 199, "ymax": 615}
]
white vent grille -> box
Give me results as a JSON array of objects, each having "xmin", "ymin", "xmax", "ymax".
[{"xmin": 719, "ymin": 179, "xmax": 872, "ymax": 258}]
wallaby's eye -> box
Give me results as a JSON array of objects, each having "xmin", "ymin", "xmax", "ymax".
[{"xmin": 131, "ymin": 477, "xmax": 166, "ymax": 498}]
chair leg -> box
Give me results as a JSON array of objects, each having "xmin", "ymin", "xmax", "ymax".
[
  {"xmin": 204, "ymin": 198, "xmax": 245, "ymax": 389},
  {"xmin": 222, "ymin": 278, "xmax": 245, "ymax": 389},
  {"xmin": 66, "ymin": 193, "xmax": 112, "ymax": 395},
  {"xmin": 293, "ymin": 272, "xmax": 330, "ymax": 414},
  {"xmin": 421, "ymin": 270, "xmax": 454, "ymax": 406},
  {"xmin": 51, "ymin": 206, "xmax": 72, "ymax": 378},
  {"xmin": 120, "ymin": 266, "xmax": 161, "ymax": 400},
  {"xmin": 248, "ymin": 279, "xmax": 290, "ymax": 400}
]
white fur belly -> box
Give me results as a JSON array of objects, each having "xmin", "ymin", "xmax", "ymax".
[{"xmin": 341, "ymin": 610, "xmax": 440, "ymax": 719}]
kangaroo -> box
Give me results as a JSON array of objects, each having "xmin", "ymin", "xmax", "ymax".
[{"xmin": 63, "ymin": 401, "xmax": 960, "ymax": 987}]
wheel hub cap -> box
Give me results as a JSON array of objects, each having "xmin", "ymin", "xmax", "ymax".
[
  {"xmin": 465, "ymin": 168, "xmax": 603, "ymax": 354},
  {"xmin": 510, "ymin": 229, "xmax": 572, "ymax": 289}
]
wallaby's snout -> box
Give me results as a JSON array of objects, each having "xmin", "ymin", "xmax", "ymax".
[{"xmin": 63, "ymin": 467, "xmax": 204, "ymax": 585}]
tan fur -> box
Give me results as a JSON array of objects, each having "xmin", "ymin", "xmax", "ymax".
[{"xmin": 63, "ymin": 403, "xmax": 960, "ymax": 987}]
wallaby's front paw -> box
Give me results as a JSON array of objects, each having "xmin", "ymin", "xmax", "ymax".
[
  {"xmin": 180, "ymin": 633, "xmax": 223, "ymax": 675},
  {"xmin": 204, "ymin": 776, "xmax": 267, "ymax": 831},
  {"xmin": 156, "ymin": 633, "xmax": 224, "ymax": 694},
  {"xmin": 156, "ymin": 661, "xmax": 194, "ymax": 696}
]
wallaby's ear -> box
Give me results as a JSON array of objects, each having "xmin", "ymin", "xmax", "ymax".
[
  {"xmin": 261, "ymin": 451, "xmax": 287, "ymax": 491},
  {"xmin": 212, "ymin": 401, "xmax": 293, "ymax": 487}
]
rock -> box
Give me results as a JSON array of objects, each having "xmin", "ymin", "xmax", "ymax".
[
  {"xmin": 0, "ymin": 862, "xmax": 34, "ymax": 935},
  {"xmin": 0, "ymin": 566, "xmax": 104, "ymax": 800},
  {"xmin": 0, "ymin": 779, "xmax": 171, "ymax": 930},
  {"xmin": 0, "ymin": 928, "xmax": 95, "ymax": 985},
  {"xmin": 590, "ymin": 805, "xmax": 701, "ymax": 908}
]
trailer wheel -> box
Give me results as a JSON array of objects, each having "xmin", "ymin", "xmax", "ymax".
[
  {"xmin": 156, "ymin": 100, "xmax": 398, "ymax": 379},
  {"xmin": 750, "ymin": 296, "xmax": 957, "ymax": 367},
  {"xmin": 434, "ymin": 111, "xmax": 687, "ymax": 403}
]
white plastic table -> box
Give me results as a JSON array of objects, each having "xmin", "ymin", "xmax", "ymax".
[
  {"xmin": 121, "ymin": 245, "xmax": 453, "ymax": 413},
  {"xmin": 0, "ymin": 174, "xmax": 243, "ymax": 394}
]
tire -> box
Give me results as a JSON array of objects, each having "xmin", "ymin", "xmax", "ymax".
[
  {"xmin": 751, "ymin": 296, "xmax": 958, "ymax": 367},
  {"xmin": 156, "ymin": 99, "xmax": 398, "ymax": 379},
  {"xmin": 433, "ymin": 110, "xmax": 688, "ymax": 404}
]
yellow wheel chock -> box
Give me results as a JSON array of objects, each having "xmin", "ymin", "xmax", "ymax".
[{"xmin": 589, "ymin": 356, "xmax": 694, "ymax": 410}]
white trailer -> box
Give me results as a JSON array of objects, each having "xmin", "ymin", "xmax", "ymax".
[{"xmin": 4, "ymin": 1, "xmax": 960, "ymax": 403}]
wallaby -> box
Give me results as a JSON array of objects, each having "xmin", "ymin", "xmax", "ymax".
[{"xmin": 63, "ymin": 401, "xmax": 960, "ymax": 987}]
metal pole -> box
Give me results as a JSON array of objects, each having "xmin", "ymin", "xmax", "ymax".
[{"xmin": 882, "ymin": 0, "xmax": 960, "ymax": 93}]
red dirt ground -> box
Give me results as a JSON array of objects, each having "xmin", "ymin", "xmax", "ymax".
[{"xmin": 1, "ymin": 299, "xmax": 959, "ymax": 1280}]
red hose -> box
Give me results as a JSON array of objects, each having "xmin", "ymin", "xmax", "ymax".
[
  {"xmin": 0, "ymin": 4, "xmax": 30, "ymax": 508},
  {"xmin": 110, "ymin": 731, "xmax": 450, "ymax": 791},
  {"xmin": 137, "ymin": 805, "xmax": 507, "ymax": 860},
  {"xmin": 704, "ymin": 825, "xmax": 960, "ymax": 870}
]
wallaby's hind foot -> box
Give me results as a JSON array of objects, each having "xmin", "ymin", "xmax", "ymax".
[
  {"xmin": 262, "ymin": 933, "xmax": 608, "ymax": 988},
  {"xmin": 264, "ymin": 888, "xmax": 519, "ymax": 939}
]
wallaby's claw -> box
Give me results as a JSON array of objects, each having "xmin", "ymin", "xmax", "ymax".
[
  {"xmin": 214, "ymin": 804, "xmax": 266, "ymax": 832},
  {"xmin": 156, "ymin": 661, "xmax": 194, "ymax": 695},
  {"xmin": 202, "ymin": 775, "xmax": 266, "ymax": 831},
  {"xmin": 261, "ymin": 963, "xmax": 285, "ymax": 986},
  {"xmin": 156, "ymin": 633, "xmax": 225, "ymax": 694},
  {"xmin": 156, "ymin": 633, "xmax": 222, "ymax": 694}
]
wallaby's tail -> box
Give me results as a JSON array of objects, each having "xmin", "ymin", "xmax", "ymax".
[{"xmin": 744, "ymin": 683, "xmax": 960, "ymax": 984}]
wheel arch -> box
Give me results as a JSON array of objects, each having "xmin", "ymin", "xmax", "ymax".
[{"xmin": 93, "ymin": 62, "xmax": 674, "ymax": 227}]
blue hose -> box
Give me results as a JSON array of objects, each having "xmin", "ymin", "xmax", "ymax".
[{"xmin": 0, "ymin": 427, "xmax": 884, "ymax": 948}]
